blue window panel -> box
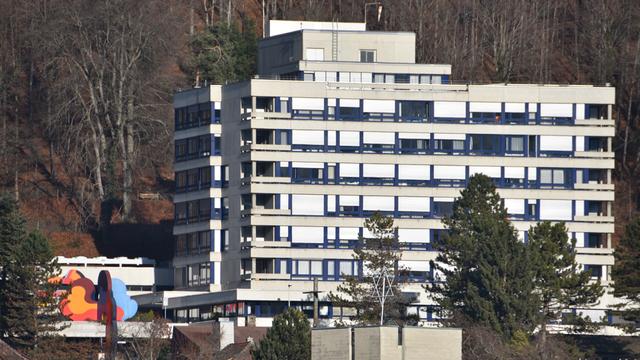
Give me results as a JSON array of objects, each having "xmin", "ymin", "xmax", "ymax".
[
  {"xmin": 274, "ymin": 129, "xmax": 282, "ymax": 146},
  {"xmin": 274, "ymin": 97, "xmax": 281, "ymax": 112},
  {"xmin": 585, "ymin": 104, "xmax": 591, "ymax": 119},
  {"xmin": 323, "ymin": 98, "xmax": 329, "ymax": 120}
]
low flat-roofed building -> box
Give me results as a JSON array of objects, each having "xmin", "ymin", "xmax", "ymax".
[
  {"xmin": 57, "ymin": 256, "xmax": 172, "ymax": 296},
  {"xmin": 312, "ymin": 326, "xmax": 462, "ymax": 360}
]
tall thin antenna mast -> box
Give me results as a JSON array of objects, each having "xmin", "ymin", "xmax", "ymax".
[{"xmin": 371, "ymin": 268, "xmax": 395, "ymax": 325}]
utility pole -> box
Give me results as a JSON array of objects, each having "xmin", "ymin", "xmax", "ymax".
[{"xmin": 303, "ymin": 278, "xmax": 323, "ymax": 327}]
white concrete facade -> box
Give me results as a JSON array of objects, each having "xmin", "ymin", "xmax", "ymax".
[{"xmin": 167, "ymin": 21, "xmax": 616, "ymax": 325}]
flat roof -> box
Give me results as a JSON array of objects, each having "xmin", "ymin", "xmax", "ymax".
[{"xmin": 267, "ymin": 20, "xmax": 366, "ymax": 36}]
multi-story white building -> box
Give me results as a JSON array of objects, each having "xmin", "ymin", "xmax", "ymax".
[{"xmin": 164, "ymin": 20, "xmax": 616, "ymax": 325}]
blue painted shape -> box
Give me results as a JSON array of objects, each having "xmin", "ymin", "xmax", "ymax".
[{"xmin": 111, "ymin": 278, "xmax": 138, "ymax": 320}]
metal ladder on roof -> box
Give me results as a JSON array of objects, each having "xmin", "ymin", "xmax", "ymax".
[{"xmin": 331, "ymin": 21, "xmax": 338, "ymax": 61}]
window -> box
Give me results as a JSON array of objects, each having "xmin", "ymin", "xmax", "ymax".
[
  {"xmin": 291, "ymin": 167, "xmax": 323, "ymax": 184},
  {"xmin": 584, "ymin": 265, "xmax": 602, "ymax": 279},
  {"xmin": 199, "ymin": 231, "xmax": 210, "ymax": 252},
  {"xmin": 198, "ymin": 199, "xmax": 211, "ymax": 220},
  {"xmin": 433, "ymin": 199, "xmax": 454, "ymax": 217},
  {"xmin": 469, "ymin": 134, "xmax": 500, "ymax": 154},
  {"xmin": 587, "ymin": 137, "xmax": 607, "ymax": 152},
  {"xmin": 339, "ymin": 106, "xmax": 360, "ymax": 119},
  {"xmin": 527, "ymin": 202, "xmax": 537, "ymax": 219},
  {"xmin": 293, "ymin": 260, "xmax": 323, "ymax": 278},
  {"xmin": 175, "ymin": 234, "xmax": 187, "ymax": 256},
  {"xmin": 296, "ymin": 260, "xmax": 309, "ymax": 275},
  {"xmin": 339, "ymin": 196, "xmax": 360, "ymax": 216},
  {"xmin": 587, "ymin": 104, "xmax": 607, "ymax": 119},
  {"xmin": 539, "ymin": 169, "xmax": 570, "ymax": 188},
  {"xmin": 175, "ymin": 102, "xmax": 215, "ymax": 130},
  {"xmin": 176, "ymin": 171, "xmax": 187, "ymax": 191},
  {"xmin": 200, "ymin": 167, "xmax": 211, "ymax": 186},
  {"xmin": 360, "ymin": 50, "xmax": 375, "ymax": 63},
  {"xmin": 433, "ymin": 139, "xmax": 465, "ymax": 152},
  {"xmin": 326, "ymin": 260, "xmax": 335, "ymax": 277},
  {"xmin": 399, "ymin": 101, "xmax": 430, "ymax": 120},
  {"xmin": 339, "ymin": 261, "xmax": 358, "ymax": 278},
  {"xmin": 222, "ymin": 230, "xmax": 229, "ymax": 251},
  {"xmin": 395, "ymin": 74, "xmax": 410, "ymax": 84},
  {"xmin": 586, "ymin": 233, "xmax": 604, "ymax": 248},
  {"xmin": 399, "ymin": 138, "xmax": 429, "ymax": 153},
  {"xmin": 506, "ymin": 136, "xmax": 525, "ymax": 153},
  {"xmin": 175, "ymin": 135, "xmax": 216, "ymax": 161}
]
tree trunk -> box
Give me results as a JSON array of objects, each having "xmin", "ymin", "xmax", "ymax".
[
  {"xmin": 13, "ymin": 95, "xmax": 19, "ymax": 201},
  {"xmin": 121, "ymin": 93, "xmax": 135, "ymax": 222}
]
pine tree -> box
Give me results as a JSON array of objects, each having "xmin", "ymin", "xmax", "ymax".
[
  {"xmin": 611, "ymin": 216, "xmax": 640, "ymax": 326},
  {"xmin": 0, "ymin": 193, "xmax": 27, "ymax": 346},
  {"xmin": 21, "ymin": 232, "xmax": 64, "ymax": 343},
  {"xmin": 528, "ymin": 221, "xmax": 603, "ymax": 352},
  {"xmin": 427, "ymin": 174, "xmax": 538, "ymax": 340},
  {"xmin": 0, "ymin": 194, "xmax": 62, "ymax": 349},
  {"xmin": 329, "ymin": 212, "xmax": 414, "ymax": 325},
  {"xmin": 188, "ymin": 19, "xmax": 257, "ymax": 86},
  {"xmin": 252, "ymin": 307, "xmax": 310, "ymax": 360}
]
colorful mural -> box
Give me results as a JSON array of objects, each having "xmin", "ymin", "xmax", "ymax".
[{"xmin": 50, "ymin": 269, "xmax": 138, "ymax": 321}]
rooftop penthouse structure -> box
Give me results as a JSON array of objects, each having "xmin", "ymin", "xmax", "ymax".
[{"xmin": 157, "ymin": 20, "xmax": 616, "ymax": 326}]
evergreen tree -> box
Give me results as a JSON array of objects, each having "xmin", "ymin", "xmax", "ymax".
[
  {"xmin": 528, "ymin": 221, "xmax": 603, "ymax": 352},
  {"xmin": 188, "ymin": 20, "xmax": 257, "ymax": 86},
  {"xmin": 0, "ymin": 194, "xmax": 61, "ymax": 349},
  {"xmin": 0, "ymin": 194, "xmax": 27, "ymax": 345},
  {"xmin": 252, "ymin": 308, "xmax": 310, "ymax": 360},
  {"xmin": 427, "ymin": 174, "xmax": 538, "ymax": 340},
  {"xmin": 612, "ymin": 216, "xmax": 640, "ymax": 326},
  {"xmin": 21, "ymin": 232, "xmax": 64, "ymax": 343},
  {"xmin": 329, "ymin": 212, "xmax": 415, "ymax": 325}
]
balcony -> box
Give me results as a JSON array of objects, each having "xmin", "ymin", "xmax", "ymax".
[
  {"xmin": 241, "ymin": 143, "xmax": 291, "ymax": 153},
  {"xmin": 574, "ymin": 215, "xmax": 614, "ymax": 223},
  {"xmin": 577, "ymin": 247, "xmax": 613, "ymax": 255},
  {"xmin": 574, "ymin": 151, "xmax": 614, "ymax": 159},
  {"xmin": 248, "ymin": 273, "xmax": 291, "ymax": 281},
  {"xmin": 241, "ymin": 240, "xmax": 291, "ymax": 249},
  {"xmin": 574, "ymin": 119, "xmax": 614, "ymax": 126},
  {"xmin": 573, "ymin": 182, "xmax": 614, "ymax": 191},
  {"xmin": 242, "ymin": 176, "xmax": 291, "ymax": 185},
  {"xmin": 241, "ymin": 111, "xmax": 291, "ymax": 121},
  {"xmin": 241, "ymin": 208, "xmax": 291, "ymax": 216}
]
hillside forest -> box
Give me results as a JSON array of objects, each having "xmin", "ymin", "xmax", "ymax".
[{"xmin": 1, "ymin": 0, "xmax": 639, "ymax": 259}]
